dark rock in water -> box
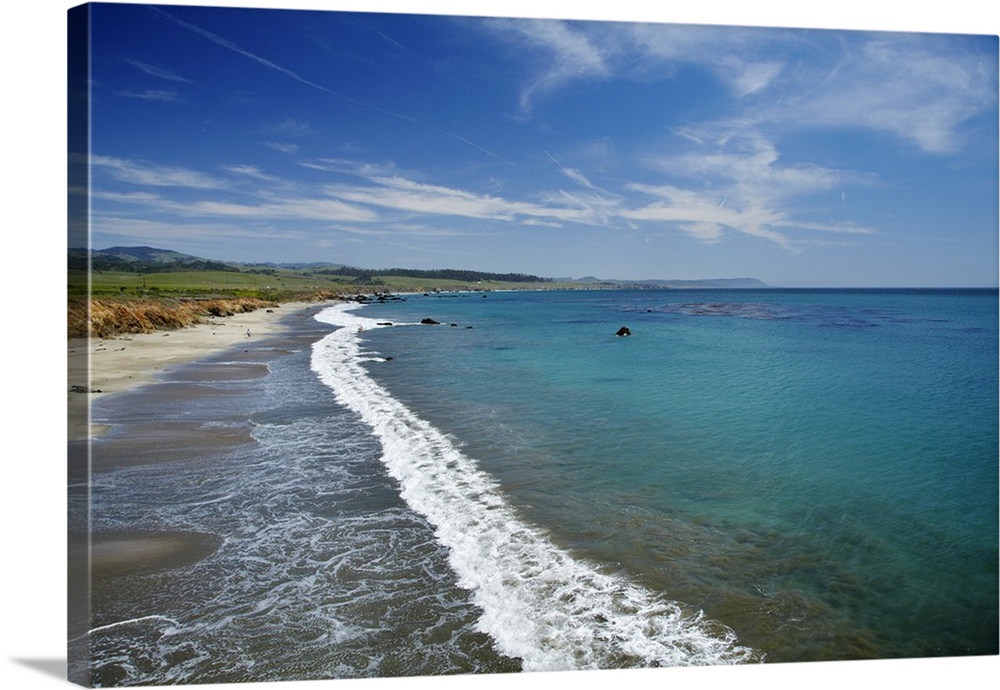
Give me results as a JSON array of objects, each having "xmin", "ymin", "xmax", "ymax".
[
  {"xmin": 377, "ymin": 322, "xmax": 393, "ymax": 326},
  {"xmin": 450, "ymin": 323, "xmax": 458, "ymax": 327},
  {"xmin": 616, "ymin": 326, "xmax": 632, "ymax": 337},
  {"xmin": 384, "ymin": 356, "xmax": 394, "ymax": 361},
  {"xmin": 421, "ymin": 318, "xmax": 440, "ymax": 325}
]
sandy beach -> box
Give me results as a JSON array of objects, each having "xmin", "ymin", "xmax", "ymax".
[
  {"xmin": 67, "ymin": 301, "xmax": 319, "ymax": 441},
  {"xmin": 68, "ymin": 299, "xmax": 331, "ymax": 651}
]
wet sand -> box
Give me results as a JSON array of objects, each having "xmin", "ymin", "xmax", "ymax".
[
  {"xmin": 68, "ymin": 301, "xmax": 333, "ymax": 642},
  {"xmin": 68, "ymin": 301, "xmax": 317, "ymax": 441},
  {"xmin": 84, "ymin": 531, "xmax": 224, "ymax": 579}
]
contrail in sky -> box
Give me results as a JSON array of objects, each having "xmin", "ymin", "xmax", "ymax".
[
  {"xmin": 358, "ymin": 18, "xmax": 473, "ymax": 94},
  {"xmin": 431, "ymin": 126, "xmax": 516, "ymax": 166},
  {"xmin": 151, "ymin": 7, "xmax": 416, "ymax": 121},
  {"xmin": 152, "ymin": 7, "xmax": 512, "ymax": 164}
]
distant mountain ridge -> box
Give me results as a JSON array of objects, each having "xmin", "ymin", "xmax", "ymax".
[
  {"xmin": 563, "ymin": 276, "xmax": 769, "ymax": 288},
  {"xmin": 611, "ymin": 277, "xmax": 769, "ymax": 288}
]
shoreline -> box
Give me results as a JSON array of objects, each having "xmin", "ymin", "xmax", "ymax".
[
  {"xmin": 69, "ymin": 300, "xmax": 333, "ymax": 629},
  {"xmin": 67, "ymin": 300, "xmax": 322, "ymax": 441}
]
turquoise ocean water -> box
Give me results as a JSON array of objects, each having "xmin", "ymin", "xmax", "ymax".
[{"xmin": 81, "ymin": 289, "xmax": 998, "ymax": 684}]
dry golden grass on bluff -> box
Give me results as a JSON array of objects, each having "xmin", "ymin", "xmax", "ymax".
[{"xmin": 67, "ymin": 296, "xmax": 287, "ymax": 339}]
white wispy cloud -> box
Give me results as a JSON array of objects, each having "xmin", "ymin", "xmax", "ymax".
[
  {"xmin": 114, "ymin": 89, "xmax": 182, "ymax": 102},
  {"xmin": 624, "ymin": 130, "xmax": 878, "ymax": 246},
  {"xmin": 91, "ymin": 156, "xmax": 379, "ymax": 224},
  {"xmin": 124, "ymin": 58, "xmax": 191, "ymax": 83},
  {"xmin": 622, "ymin": 183, "xmax": 793, "ymax": 247},
  {"xmin": 308, "ymin": 154, "xmax": 850, "ymax": 249},
  {"xmin": 760, "ymin": 32, "xmax": 999, "ymax": 153},
  {"xmin": 488, "ymin": 20, "xmax": 996, "ymax": 155},
  {"xmin": 298, "ymin": 157, "xmax": 401, "ymax": 178},
  {"xmin": 265, "ymin": 118, "xmax": 316, "ymax": 135},
  {"xmin": 90, "ymin": 190, "xmax": 167, "ymax": 205},
  {"xmin": 188, "ymin": 197, "xmax": 379, "ymax": 222},
  {"xmin": 91, "ymin": 214, "xmax": 312, "ymax": 246},
  {"xmin": 92, "ymin": 181, "xmax": 379, "ymax": 225},
  {"xmin": 719, "ymin": 58, "xmax": 784, "ymax": 98},
  {"xmin": 492, "ymin": 20, "xmax": 791, "ymax": 112},
  {"xmin": 646, "ymin": 129, "xmax": 867, "ymax": 194},
  {"xmin": 488, "ymin": 18, "xmax": 611, "ymax": 112},
  {"xmin": 626, "ymin": 23, "xmax": 789, "ymax": 97},
  {"xmin": 539, "ymin": 149, "xmax": 624, "ymax": 228},
  {"xmin": 330, "ymin": 222, "xmax": 483, "ymax": 238},
  {"xmin": 90, "ymin": 138, "xmax": 879, "ymax": 255},
  {"xmin": 544, "ymin": 149, "xmax": 600, "ymax": 189},
  {"xmin": 265, "ymin": 142, "xmax": 300, "ymax": 154},
  {"xmin": 324, "ymin": 175, "xmax": 593, "ymax": 223},
  {"xmin": 294, "ymin": 157, "xmax": 620, "ymax": 227},
  {"xmin": 222, "ymin": 164, "xmax": 285, "ymax": 183},
  {"xmin": 91, "ymin": 155, "xmax": 229, "ymax": 189}
]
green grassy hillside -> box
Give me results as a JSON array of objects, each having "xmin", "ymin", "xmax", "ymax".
[{"xmin": 67, "ymin": 246, "xmax": 765, "ymax": 338}]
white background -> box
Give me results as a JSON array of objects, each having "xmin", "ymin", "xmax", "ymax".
[{"xmin": 3, "ymin": 1, "xmax": 997, "ymax": 689}]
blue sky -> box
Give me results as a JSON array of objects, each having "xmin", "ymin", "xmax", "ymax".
[{"xmin": 78, "ymin": 1, "xmax": 998, "ymax": 286}]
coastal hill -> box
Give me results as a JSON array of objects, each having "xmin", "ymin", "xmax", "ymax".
[
  {"xmin": 574, "ymin": 277, "xmax": 768, "ymax": 289},
  {"xmin": 68, "ymin": 246, "xmax": 552, "ymax": 289},
  {"xmin": 68, "ymin": 246, "xmax": 767, "ymax": 337},
  {"xmin": 70, "ymin": 245, "xmax": 767, "ymax": 293},
  {"xmin": 69, "ymin": 246, "xmax": 241, "ymax": 273}
]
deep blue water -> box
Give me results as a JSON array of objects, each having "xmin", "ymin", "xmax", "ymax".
[
  {"xmin": 80, "ymin": 289, "xmax": 998, "ymax": 685},
  {"xmin": 343, "ymin": 289, "xmax": 998, "ymax": 662}
]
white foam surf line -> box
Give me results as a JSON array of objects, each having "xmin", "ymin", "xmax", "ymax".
[
  {"xmin": 78, "ymin": 615, "xmax": 181, "ymax": 641},
  {"xmin": 311, "ymin": 303, "xmax": 760, "ymax": 670}
]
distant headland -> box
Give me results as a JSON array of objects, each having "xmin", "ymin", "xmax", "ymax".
[{"xmin": 68, "ymin": 245, "xmax": 768, "ymax": 337}]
